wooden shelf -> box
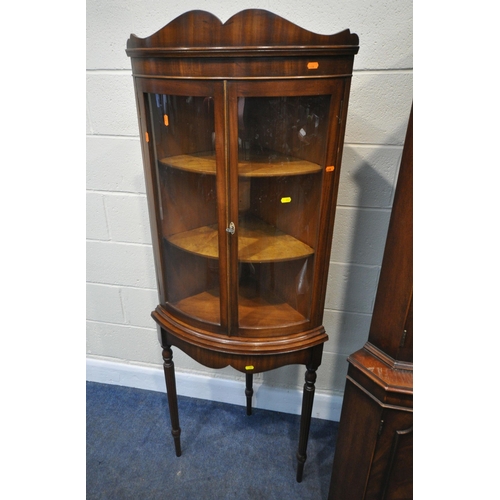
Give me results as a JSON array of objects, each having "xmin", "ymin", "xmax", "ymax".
[
  {"xmin": 173, "ymin": 289, "xmax": 221, "ymax": 325},
  {"xmin": 160, "ymin": 153, "xmax": 217, "ymax": 175},
  {"xmin": 159, "ymin": 152, "xmax": 321, "ymax": 177},
  {"xmin": 167, "ymin": 215, "xmax": 314, "ymax": 263},
  {"xmin": 237, "ymin": 285, "xmax": 307, "ymax": 327},
  {"xmin": 168, "ymin": 225, "xmax": 220, "ymax": 259},
  {"xmin": 174, "ymin": 286, "xmax": 306, "ymax": 328}
]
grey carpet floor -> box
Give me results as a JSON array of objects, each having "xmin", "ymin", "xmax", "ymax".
[{"xmin": 86, "ymin": 381, "xmax": 338, "ymax": 499}]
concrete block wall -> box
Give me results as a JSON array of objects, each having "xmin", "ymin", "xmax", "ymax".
[{"xmin": 86, "ymin": 0, "xmax": 412, "ymax": 418}]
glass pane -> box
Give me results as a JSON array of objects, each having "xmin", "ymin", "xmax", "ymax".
[
  {"xmin": 236, "ymin": 95, "xmax": 331, "ymax": 329},
  {"xmin": 148, "ymin": 93, "xmax": 220, "ymax": 325}
]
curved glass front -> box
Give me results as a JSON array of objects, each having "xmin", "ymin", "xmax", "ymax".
[
  {"xmin": 148, "ymin": 93, "xmax": 221, "ymax": 326},
  {"xmin": 236, "ymin": 95, "xmax": 331, "ymax": 329}
]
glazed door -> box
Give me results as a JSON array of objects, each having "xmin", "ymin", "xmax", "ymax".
[
  {"xmin": 139, "ymin": 80, "xmax": 228, "ymax": 331},
  {"xmin": 227, "ymin": 80, "xmax": 346, "ymax": 335},
  {"xmin": 138, "ymin": 78, "xmax": 345, "ymax": 336}
]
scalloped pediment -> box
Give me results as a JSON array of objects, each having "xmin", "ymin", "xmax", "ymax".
[{"xmin": 127, "ymin": 9, "xmax": 358, "ymax": 53}]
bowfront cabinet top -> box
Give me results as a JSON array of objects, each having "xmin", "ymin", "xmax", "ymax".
[
  {"xmin": 126, "ymin": 9, "xmax": 359, "ymax": 366},
  {"xmin": 126, "ymin": 9, "xmax": 358, "ymax": 72}
]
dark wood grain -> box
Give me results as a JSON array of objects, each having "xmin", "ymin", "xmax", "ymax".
[
  {"xmin": 161, "ymin": 346, "xmax": 182, "ymax": 457},
  {"xmin": 126, "ymin": 9, "xmax": 358, "ymax": 55},
  {"xmin": 127, "ymin": 10, "xmax": 358, "ymax": 483},
  {"xmin": 367, "ymin": 107, "xmax": 413, "ymax": 364},
  {"xmin": 328, "ymin": 108, "xmax": 413, "ymax": 499}
]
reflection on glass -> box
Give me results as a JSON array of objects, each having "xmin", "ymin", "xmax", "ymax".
[
  {"xmin": 236, "ymin": 95, "xmax": 331, "ymax": 329},
  {"xmin": 148, "ymin": 94, "xmax": 220, "ymax": 325}
]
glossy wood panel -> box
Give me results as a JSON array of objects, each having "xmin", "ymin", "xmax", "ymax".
[
  {"xmin": 328, "ymin": 108, "xmax": 412, "ymax": 498},
  {"xmin": 128, "ymin": 56, "xmax": 357, "ymax": 80},
  {"xmin": 367, "ymin": 108, "xmax": 413, "ymax": 363},
  {"xmin": 328, "ymin": 353, "xmax": 413, "ymax": 500},
  {"xmin": 127, "ymin": 10, "xmax": 358, "ymax": 55}
]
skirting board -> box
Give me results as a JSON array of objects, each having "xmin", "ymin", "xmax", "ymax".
[{"xmin": 86, "ymin": 358, "xmax": 343, "ymax": 421}]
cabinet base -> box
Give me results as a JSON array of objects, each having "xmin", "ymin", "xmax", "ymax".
[
  {"xmin": 328, "ymin": 348, "xmax": 413, "ymax": 499},
  {"xmin": 157, "ymin": 318, "xmax": 326, "ymax": 483}
]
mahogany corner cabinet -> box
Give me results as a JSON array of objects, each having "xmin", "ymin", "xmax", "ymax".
[{"xmin": 126, "ymin": 10, "xmax": 358, "ymax": 482}]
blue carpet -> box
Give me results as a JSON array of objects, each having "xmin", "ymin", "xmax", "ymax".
[{"xmin": 87, "ymin": 381, "xmax": 338, "ymax": 499}]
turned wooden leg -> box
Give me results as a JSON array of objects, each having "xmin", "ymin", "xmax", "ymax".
[
  {"xmin": 296, "ymin": 364, "xmax": 317, "ymax": 482},
  {"xmin": 162, "ymin": 346, "xmax": 181, "ymax": 457},
  {"xmin": 245, "ymin": 372, "xmax": 254, "ymax": 416}
]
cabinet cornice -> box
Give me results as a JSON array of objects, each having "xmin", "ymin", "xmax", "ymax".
[{"xmin": 126, "ymin": 9, "xmax": 359, "ymax": 56}]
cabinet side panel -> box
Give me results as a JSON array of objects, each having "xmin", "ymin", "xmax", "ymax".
[
  {"xmin": 367, "ymin": 109, "xmax": 412, "ymax": 360},
  {"xmin": 384, "ymin": 425, "xmax": 413, "ymax": 500},
  {"xmin": 364, "ymin": 409, "xmax": 413, "ymax": 499},
  {"xmin": 328, "ymin": 378, "xmax": 382, "ymax": 500}
]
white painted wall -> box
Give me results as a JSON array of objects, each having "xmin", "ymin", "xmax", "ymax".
[{"xmin": 86, "ymin": 0, "xmax": 413, "ymax": 416}]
